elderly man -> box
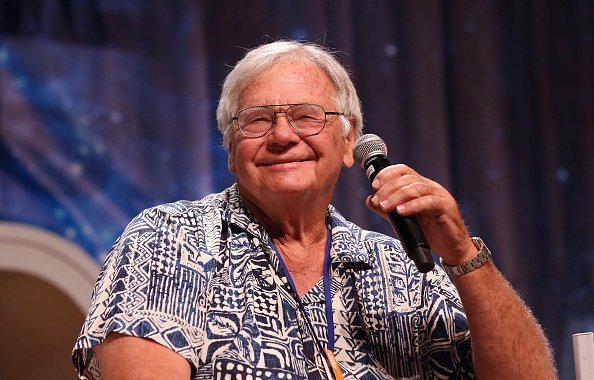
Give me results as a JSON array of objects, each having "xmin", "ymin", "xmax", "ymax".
[{"xmin": 73, "ymin": 40, "xmax": 556, "ymax": 379}]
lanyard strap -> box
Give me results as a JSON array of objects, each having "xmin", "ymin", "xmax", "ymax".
[
  {"xmin": 271, "ymin": 228, "xmax": 335, "ymax": 351},
  {"xmin": 322, "ymin": 231, "xmax": 334, "ymax": 351}
]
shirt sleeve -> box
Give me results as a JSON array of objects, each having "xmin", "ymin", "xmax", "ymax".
[
  {"xmin": 72, "ymin": 205, "xmax": 209, "ymax": 379},
  {"xmin": 421, "ymin": 266, "xmax": 474, "ymax": 378}
]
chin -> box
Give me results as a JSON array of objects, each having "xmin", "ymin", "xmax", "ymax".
[{"xmin": 266, "ymin": 182, "xmax": 311, "ymax": 194}]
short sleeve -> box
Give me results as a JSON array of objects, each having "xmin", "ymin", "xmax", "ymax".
[
  {"xmin": 72, "ymin": 206, "xmax": 207, "ymax": 379},
  {"xmin": 422, "ymin": 266, "xmax": 474, "ymax": 378}
]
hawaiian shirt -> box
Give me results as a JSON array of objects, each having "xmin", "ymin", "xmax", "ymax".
[{"xmin": 73, "ymin": 184, "xmax": 474, "ymax": 379}]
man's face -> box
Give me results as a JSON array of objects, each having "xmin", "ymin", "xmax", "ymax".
[{"xmin": 228, "ymin": 59, "xmax": 354, "ymax": 206}]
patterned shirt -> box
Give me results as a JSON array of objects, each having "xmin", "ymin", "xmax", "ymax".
[{"xmin": 73, "ymin": 184, "xmax": 474, "ymax": 379}]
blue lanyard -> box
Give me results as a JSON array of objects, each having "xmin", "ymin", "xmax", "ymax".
[
  {"xmin": 322, "ymin": 230, "xmax": 335, "ymax": 351},
  {"xmin": 271, "ymin": 228, "xmax": 335, "ymax": 352}
]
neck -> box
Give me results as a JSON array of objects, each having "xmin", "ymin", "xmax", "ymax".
[
  {"xmin": 239, "ymin": 184, "xmax": 331, "ymax": 241},
  {"xmin": 238, "ymin": 188, "xmax": 331, "ymax": 296},
  {"xmin": 273, "ymin": 229, "xmax": 329, "ymax": 296},
  {"xmin": 264, "ymin": 208, "xmax": 328, "ymax": 294}
]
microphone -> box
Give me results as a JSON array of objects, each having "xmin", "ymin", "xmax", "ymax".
[{"xmin": 353, "ymin": 134, "xmax": 435, "ymax": 273}]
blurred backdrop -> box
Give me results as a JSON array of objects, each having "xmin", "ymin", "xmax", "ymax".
[{"xmin": 0, "ymin": 1, "xmax": 592, "ymax": 379}]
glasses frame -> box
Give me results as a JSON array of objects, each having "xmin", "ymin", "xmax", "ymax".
[{"xmin": 231, "ymin": 103, "xmax": 345, "ymax": 138}]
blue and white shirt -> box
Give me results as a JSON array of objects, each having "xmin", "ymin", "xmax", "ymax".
[{"xmin": 73, "ymin": 184, "xmax": 474, "ymax": 379}]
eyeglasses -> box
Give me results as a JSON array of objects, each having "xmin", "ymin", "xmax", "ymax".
[{"xmin": 232, "ymin": 103, "xmax": 345, "ymax": 138}]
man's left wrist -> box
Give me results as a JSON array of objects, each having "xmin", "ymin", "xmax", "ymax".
[{"xmin": 441, "ymin": 237, "xmax": 492, "ymax": 277}]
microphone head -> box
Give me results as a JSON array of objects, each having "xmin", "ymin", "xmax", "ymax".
[{"xmin": 353, "ymin": 134, "xmax": 388, "ymax": 168}]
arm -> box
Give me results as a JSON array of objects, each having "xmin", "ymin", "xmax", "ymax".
[
  {"xmin": 452, "ymin": 260, "xmax": 555, "ymax": 378},
  {"xmin": 94, "ymin": 332, "xmax": 191, "ymax": 379},
  {"xmin": 367, "ymin": 164, "xmax": 557, "ymax": 379}
]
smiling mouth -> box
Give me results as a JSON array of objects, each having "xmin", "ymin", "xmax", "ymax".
[{"xmin": 259, "ymin": 159, "xmax": 310, "ymax": 166}]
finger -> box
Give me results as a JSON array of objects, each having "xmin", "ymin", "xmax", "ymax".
[
  {"xmin": 371, "ymin": 171, "xmax": 424, "ymax": 201},
  {"xmin": 371, "ymin": 164, "xmax": 418, "ymax": 189},
  {"xmin": 365, "ymin": 195, "xmax": 389, "ymax": 221},
  {"xmin": 394, "ymin": 194, "xmax": 450, "ymax": 216},
  {"xmin": 373, "ymin": 178, "xmax": 438, "ymax": 213}
]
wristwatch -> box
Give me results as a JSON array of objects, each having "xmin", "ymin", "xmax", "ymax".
[{"xmin": 441, "ymin": 237, "xmax": 492, "ymax": 277}]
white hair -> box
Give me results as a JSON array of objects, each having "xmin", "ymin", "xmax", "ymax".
[{"xmin": 216, "ymin": 40, "xmax": 363, "ymax": 151}]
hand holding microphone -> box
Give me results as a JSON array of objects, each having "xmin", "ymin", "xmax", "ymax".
[{"xmin": 353, "ymin": 134, "xmax": 435, "ymax": 273}]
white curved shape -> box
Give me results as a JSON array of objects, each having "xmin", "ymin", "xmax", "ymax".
[{"xmin": 0, "ymin": 221, "xmax": 100, "ymax": 313}]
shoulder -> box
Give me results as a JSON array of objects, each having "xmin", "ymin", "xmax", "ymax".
[
  {"xmin": 124, "ymin": 188, "xmax": 232, "ymax": 235},
  {"xmin": 140, "ymin": 190, "xmax": 228, "ymax": 223},
  {"xmin": 105, "ymin": 187, "xmax": 238, "ymax": 272}
]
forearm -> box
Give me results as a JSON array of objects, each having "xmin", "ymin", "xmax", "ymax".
[
  {"xmin": 95, "ymin": 333, "xmax": 191, "ymax": 379},
  {"xmin": 453, "ymin": 262, "xmax": 557, "ymax": 379}
]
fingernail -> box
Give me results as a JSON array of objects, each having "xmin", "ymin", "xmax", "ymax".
[
  {"xmin": 371, "ymin": 195, "xmax": 378, "ymax": 205},
  {"xmin": 372, "ymin": 179, "xmax": 379, "ymax": 188},
  {"xmin": 396, "ymin": 204, "xmax": 405, "ymax": 213}
]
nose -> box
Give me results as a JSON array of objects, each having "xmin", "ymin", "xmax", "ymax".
[{"xmin": 268, "ymin": 112, "xmax": 300, "ymax": 144}]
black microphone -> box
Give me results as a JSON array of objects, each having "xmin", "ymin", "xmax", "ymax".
[{"xmin": 353, "ymin": 134, "xmax": 435, "ymax": 273}]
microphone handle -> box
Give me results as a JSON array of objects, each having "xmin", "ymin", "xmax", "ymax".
[{"xmin": 366, "ymin": 155, "xmax": 435, "ymax": 273}]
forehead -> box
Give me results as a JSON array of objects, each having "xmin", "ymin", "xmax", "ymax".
[{"xmin": 238, "ymin": 59, "xmax": 336, "ymax": 108}]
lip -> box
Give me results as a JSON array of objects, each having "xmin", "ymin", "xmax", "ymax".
[{"xmin": 258, "ymin": 158, "xmax": 311, "ymax": 167}]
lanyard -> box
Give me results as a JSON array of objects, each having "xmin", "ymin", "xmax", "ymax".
[
  {"xmin": 270, "ymin": 228, "xmax": 335, "ymax": 351},
  {"xmin": 322, "ymin": 231, "xmax": 334, "ymax": 351}
]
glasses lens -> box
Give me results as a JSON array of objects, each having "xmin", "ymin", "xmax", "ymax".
[
  {"xmin": 288, "ymin": 104, "xmax": 326, "ymax": 135},
  {"xmin": 238, "ymin": 107, "xmax": 274, "ymax": 137}
]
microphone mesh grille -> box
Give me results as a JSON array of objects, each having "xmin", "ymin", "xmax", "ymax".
[{"xmin": 353, "ymin": 134, "xmax": 388, "ymax": 167}]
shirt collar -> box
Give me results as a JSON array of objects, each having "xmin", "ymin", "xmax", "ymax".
[{"xmin": 222, "ymin": 184, "xmax": 373, "ymax": 268}]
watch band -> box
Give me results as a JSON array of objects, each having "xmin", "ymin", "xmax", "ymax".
[{"xmin": 441, "ymin": 237, "xmax": 492, "ymax": 277}]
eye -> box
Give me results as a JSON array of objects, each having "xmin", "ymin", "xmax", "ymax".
[
  {"xmin": 240, "ymin": 108, "xmax": 273, "ymax": 125},
  {"xmin": 293, "ymin": 113, "xmax": 318, "ymax": 121},
  {"xmin": 250, "ymin": 116, "xmax": 272, "ymax": 124},
  {"xmin": 290, "ymin": 105, "xmax": 324, "ymax": 122}
]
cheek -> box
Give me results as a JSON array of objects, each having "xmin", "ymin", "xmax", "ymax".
[{"xmin": 228, "ymin": 140, "xmax": 256, "ymax": 174}]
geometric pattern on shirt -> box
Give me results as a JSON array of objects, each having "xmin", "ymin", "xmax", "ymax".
[{"xmin": 73, "ymin": 184, "xmax": 474, "ymax": 379}]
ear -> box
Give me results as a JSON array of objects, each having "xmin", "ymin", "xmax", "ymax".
[{"xmin": 342, "ymin": 120, "xmax": 356, "ymax": 168}]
